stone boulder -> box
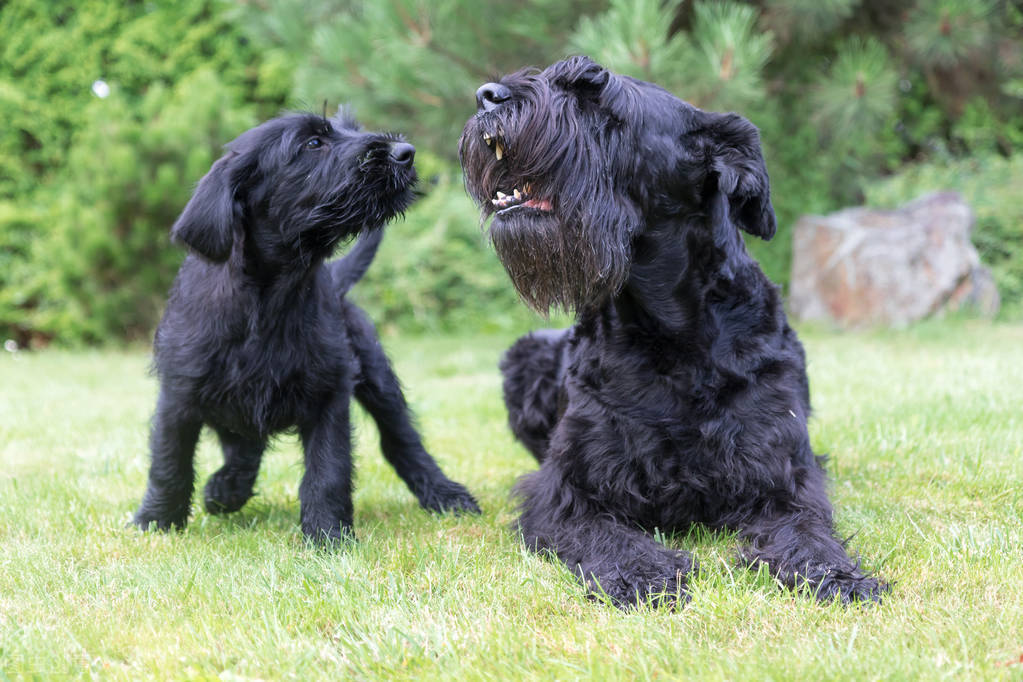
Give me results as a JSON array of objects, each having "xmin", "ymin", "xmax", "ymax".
[{"xmin": 789, "ymin": 192, "xmax": 999, "ymax": 328}]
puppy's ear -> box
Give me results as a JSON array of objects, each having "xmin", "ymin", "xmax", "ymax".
[
  {"xmin": 170, "ymin": 153, "xmax": 239, "ymax": 262},
  {"xmin": 704, "ymin": 112, "xmax": 776, "ymax": 241}
]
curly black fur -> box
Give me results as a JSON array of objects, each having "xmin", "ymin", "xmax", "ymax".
[
  {"xmin": 461, "ymin": 57, "xmax": 886, "ymax": 607},
  {"xmin": 133, "ymin": 110, "xmax": 479, "ymax": 544}
]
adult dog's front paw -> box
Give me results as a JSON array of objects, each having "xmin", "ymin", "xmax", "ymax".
[
  {"xmin": 814, "ymin": 569, "xmax": 889, "ymax": 605},
  {"xmin": 584, "ymin": 549, "xmax": 697, "ymax": 610}
]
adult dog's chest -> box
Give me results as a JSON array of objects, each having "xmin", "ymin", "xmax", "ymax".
[{"xmin": 560, "ymin": 328, "xmax": 784, "ymax": 525}]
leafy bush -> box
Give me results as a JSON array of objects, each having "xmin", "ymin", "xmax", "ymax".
[
  {"xmin": 21, "ymin": 70, "xmax": 258, "ymax": 343},
  {"xmin": 573, "ymin": 0, "xmax": 773, "ymax": 114},
  {"xmin": 354, "ymin": 165, "xmax": 544, "ymax": 335},
  {"xmin": 0, "ymin": 202, "xmax": 44, "ymax": 346},
  {"xmin": 865, "ymin": 155, "xmax": 1023, "ymax": 318},
  {"xmin": 4, "ymin": 0, "xmax": 1023, "ymax": 344},
  {"xmin": 233, "ymin": 0, "xmax": 605, "ymax": 155},
  {"xmin": 0, "ymin": 0, "xmax": 287, "ymax": 345}
]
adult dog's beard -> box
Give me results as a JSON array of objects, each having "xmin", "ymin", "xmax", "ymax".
[{"xmin": 489, "ymin": 212, "xmax": 630, "ymax": 314}]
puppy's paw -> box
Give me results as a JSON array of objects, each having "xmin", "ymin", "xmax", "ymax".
[
  {"xmin": 418, "ymin": 480, "xmax": 481, "ymax": 515},
  {"xmin": 203, "ymin": 469, "xmax": 256, "ymax": 515},
  {"xmin": 131, "ymin": 489, "xmax": 191, "ymax": 532},
  {"xmin": 585, "ymin": 550, "xmax": 697, "ymax": 610},
  {"xmin": 302, "ymin": 522, "xmax": 356, "ymax": 549},
  {"xmin": 130, "ymin": 508, "xmax": 188, "ymax": 532}
]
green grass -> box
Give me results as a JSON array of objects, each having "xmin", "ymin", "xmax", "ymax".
[{"xmin": 2, "ymin": 322, "xmax": 1022, "ymax": 680}]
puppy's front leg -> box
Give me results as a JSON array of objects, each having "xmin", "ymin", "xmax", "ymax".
[
  {"xmin": 517, "ymin": 462, "xmax": 696, "ymax": 609},
  {"xmin": 299, "ymin": 392, "xmax": 354, "ymax": 544},
  {"xmin": 346, "ymin": 304, "xmax": 479, "ymax": 515},
  {"xmin": 134, "ymin": 387, "xmax": 202, "ymax": 530}
]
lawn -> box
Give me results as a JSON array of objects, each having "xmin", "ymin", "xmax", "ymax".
[{"xmin": 1, "ymin": 321, "xmax": 1022, "ymax": 680}]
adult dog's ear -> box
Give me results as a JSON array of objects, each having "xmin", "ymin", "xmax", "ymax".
[
  {"xmin": 555, "ymin": 56, "xmax": 611, "ymax": 98},
  {"xmin": 170, "ymin": 153, "xmax": 240, "ymax": 262},
  {"xmin": 704, "ymin": 112, "xmax": 776, "ymax": 241}
]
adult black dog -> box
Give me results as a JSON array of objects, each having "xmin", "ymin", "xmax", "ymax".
[
  {"xmin": 459, "ymin": 56, "xmax": 886, "ymax": 607},
  {"xmin": 133, "ymin": 110, "xmax": 479, "ymax": 543}
]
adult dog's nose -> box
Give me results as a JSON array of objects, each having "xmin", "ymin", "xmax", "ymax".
[
  {"xmin": 476, "ymin": 83, "xmax": 511, "ymax": 112},
  {"xmin": 389, "ymin": 142, "xmax": 415, "ymax": 168}
]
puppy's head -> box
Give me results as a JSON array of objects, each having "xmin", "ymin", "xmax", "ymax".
[
  {"xmin": 172, "ymin": 110, "xmax": 417, "ymax": 268},
  {"xmin": 459, "ymin": 56, "xmax": 774, "ymax": 313}
]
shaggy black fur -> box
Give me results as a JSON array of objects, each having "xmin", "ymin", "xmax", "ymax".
[
  {"xmin": 460, "ymin": 57, "xmax": 886, "ymax": 607},
  {"xmin": 133, "ymin": 110, "xmax": 479, "ymax": 543}
]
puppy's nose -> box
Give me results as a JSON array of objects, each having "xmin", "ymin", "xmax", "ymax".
[
  {"xmin": 476, "ymin": 82, "xmax": 511, "ymax": 112},
  {"xmin": 389, "ymin": 142, "xmax": 415, "ymax": 168}
]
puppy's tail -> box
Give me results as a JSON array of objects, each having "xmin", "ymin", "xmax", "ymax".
[{"xmin": 330, "ymin": 228, "xmax": 384, "ymax": 295}]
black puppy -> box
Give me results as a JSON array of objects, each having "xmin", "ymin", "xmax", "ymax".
[
  {"xmin": 133, "ymin": 110, "xmax": 479, "ymax": 543},
  {"xmin": 460, "ymin": 57, "xmax": 886, "ymax": 606}
]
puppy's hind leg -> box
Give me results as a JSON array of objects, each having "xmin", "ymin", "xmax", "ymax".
[
  {"xmin": 499, "ymin": 329, "xmax": 568, "ymax": 461},
  {"xmin": 344, "ymin": 303, "xmax": 480, "ymax": 515},
  {"xmin": 204, "ymin": 428, "xmax": 266, "ymax": 514},
  {"xmin": 133, "ymin": 387, "xmax": 202, "ymax": 531}
]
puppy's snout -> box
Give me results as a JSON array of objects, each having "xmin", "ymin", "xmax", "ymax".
[
  {"xmin": 476, "ymin": 83, "xmax": 511, "ymax": 112},
  {"xmin": 389, "ymin": 142, "xmax": 415, "ymax": 168}
]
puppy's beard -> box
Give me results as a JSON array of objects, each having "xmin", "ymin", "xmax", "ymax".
[{"xmin": 489, "ymin": 212, "xmax": 629, "ymax": 314}]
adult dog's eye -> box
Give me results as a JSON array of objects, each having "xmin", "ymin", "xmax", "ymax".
[{"xmin": 305, "ymin": 137, "xmax": 323, "ymax": 149}]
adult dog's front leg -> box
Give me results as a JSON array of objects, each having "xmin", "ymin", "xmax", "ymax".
[
  {"xmin": 133, "ymin": 387, "xmax": 202, "ymax": 530},
  {"xmin": 740, "ymin": 466, "xmax": 887, "ymax": 603},
  {"xmin": 516, "ymin": 462, "xmax": 696, "ymax": 608},
  {"xmin": 299, "ymin": 392, "xmax": 355, "ymax": 544}
]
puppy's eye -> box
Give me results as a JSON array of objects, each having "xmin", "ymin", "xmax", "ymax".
[{"xmin": 305, "ymin": 137, "xmax": 323, "ymax": 150}]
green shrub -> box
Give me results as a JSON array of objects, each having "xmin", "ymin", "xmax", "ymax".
[
  {"xmin": 865, "ymin": 155, "xmax": 1023, "ymax": 319},
  {"xmin": 0, "ymin": 202, "xmax": 45, "ymax": 346},
  {"xmin": 354, "ymin": 164, "xmax": 544, "ymax": 335},
  {"xmin": 22, "ymin": 70, "xmax": 257, "ymax": 344},
  {"xmin": 4, "ymin": 0, "xmax": 1023, "ymax": 344},
  {"xmin": 234, "ymin": 0, "xmax": 605, "ymax": 156},
  {"xmin": 0, "ymin": 0, "xmax": 287, "ymax": 345},
  {"xmin": 0, "ymin": 0, "xmax": 283, "ymax": 202}
]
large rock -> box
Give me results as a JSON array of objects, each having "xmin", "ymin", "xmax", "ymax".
[{"xmin": 789, "ymin": 192, "xmax": 999, "ymax": 328}]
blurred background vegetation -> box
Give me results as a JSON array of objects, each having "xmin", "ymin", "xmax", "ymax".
[{"xmin": 1, "ymin": 0, "xmax": 1021, "ymax": 346}]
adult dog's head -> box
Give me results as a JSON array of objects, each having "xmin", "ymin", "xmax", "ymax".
[
  {"xmin": 172, "ymin": 110, "xmax": 417, "ymax": 271},
  {"xmin": 459, "ymin": 56, "xmax": 775, "ymax": 313}
]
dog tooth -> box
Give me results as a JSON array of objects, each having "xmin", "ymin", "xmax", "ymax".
[
  {"xmin": 514, "ymin": 189, "xmax": 522, "ymax": 200},
  {"xmin": 497, "ymin": 191, "xmax": 508, "ymax": 200},
  {"xmin": 495, "ymin": 142, "xmax": 504, "ymax": 160},
  {"xmin": 491, "ymin": 198, "xmax": 500, "ymax": 206}
]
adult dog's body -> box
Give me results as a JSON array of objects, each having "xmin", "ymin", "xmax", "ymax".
[
  {"xmin": 134, "ymin": 111, "xmax": 478, "ymax": 542},
  {"xmin": 460, "ymin": 57, "xmax": 885, "ymax": 606}
]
